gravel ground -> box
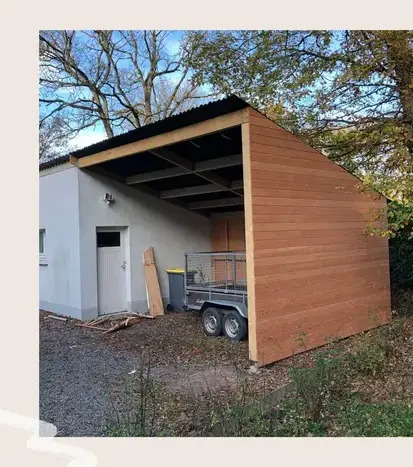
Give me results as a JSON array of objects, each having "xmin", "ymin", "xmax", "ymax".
[{"xmin": 39, "ymin": 310, "xmax": 322, "ymax": 436}]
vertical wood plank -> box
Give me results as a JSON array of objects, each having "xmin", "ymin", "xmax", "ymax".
[
  {"xmin": 143, "ymin": 246, "xmax": 164, "ymax": 316},
  {"xmin": 242, "ymin": 117, "xmax": 258, "ymax": 362}
]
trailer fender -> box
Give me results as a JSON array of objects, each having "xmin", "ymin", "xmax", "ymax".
[{"xmin": 200, "ymin": 301, "xmax": 248, "ymax": 319}]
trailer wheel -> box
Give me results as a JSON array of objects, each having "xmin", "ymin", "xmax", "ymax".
[
  {"xmin": 223, "ymin": 311, "xmax": 248, "ymax": 341},
  {"xmin": 201, "ymin": 307, "xmax": 223, "ymax": 337}
]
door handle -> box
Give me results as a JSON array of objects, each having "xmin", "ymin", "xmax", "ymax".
[{"xmin": 121, "ymin": 261, "xmax": 127, "ymax": 270}]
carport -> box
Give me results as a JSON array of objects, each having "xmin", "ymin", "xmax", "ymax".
[{"xmin": 70, "ymin": 95, "xmax": 391, "ymax": 366}]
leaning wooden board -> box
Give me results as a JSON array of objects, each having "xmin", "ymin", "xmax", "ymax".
[{"xmin": 143, "ymin": 247, "xmax": 164, "ymax": 316}]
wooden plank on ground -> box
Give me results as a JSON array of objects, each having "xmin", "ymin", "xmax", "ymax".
[{"xmin": 143, "ymin": 247, "xmax": 164, "ymax": 316}]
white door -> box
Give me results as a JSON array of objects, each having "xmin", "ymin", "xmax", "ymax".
[{"xmin": 97, "ymin": 230, "xmax": 127, "ymax": 315}]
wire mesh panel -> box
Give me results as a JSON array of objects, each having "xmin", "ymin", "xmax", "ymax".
[{"xmin": 185, "ymin": 251, "xmax": 247, "ymax": 294}]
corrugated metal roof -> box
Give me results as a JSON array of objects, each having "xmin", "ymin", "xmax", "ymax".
[
  {"xmin": 39, "ymin": 95, "xmax": 250, "ymax": 171},
  {"xmin": 39, "ymin": 154, "xmax": 70, "ymax": 171},
  {"xmin": 71, "ymin": 94, "xmax": 249, "ymax": 159}
]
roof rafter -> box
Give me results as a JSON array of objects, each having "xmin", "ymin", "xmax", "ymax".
[
  {"xmin": 160, "ymin": 180, "xmax": 244, "ymax": 199},
  {"xmin": 125, "ymin": 154, "xmax": 242, "ymax": 186},
  {"xmin": 188, "ymin": 197, "xmax": 244, "ymax": 210}
]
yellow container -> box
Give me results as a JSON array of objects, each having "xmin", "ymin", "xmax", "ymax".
[{"xmin": 165, "ymin": 268, "xmax": 185, "ymax": 274}]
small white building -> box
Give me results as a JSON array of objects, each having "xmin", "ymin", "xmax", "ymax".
[{"xmin": 39, "ymin": 156, "xmax": 211, "ymax": 320}]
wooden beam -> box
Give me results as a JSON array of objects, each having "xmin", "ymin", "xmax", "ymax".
[
  {"xmin": 188, "ymin": 197, "xmax": 244, "ymax": 210},
  {"xmin": 87, "ymin": 165, "xmax": 195, "ymax": 213},
  {"xmin": 196, "ymin": 170, "xmax": 231, "ymax": 189},
  {"xmin": 69, "ymin": 154, "xmax": 79, "ymax": 166},
  {"xmin": 231, "ymin": 180, "xmax": 244, "ymax": 190},
  {"xmin": 125, "ymin": 154, "xmax": 243, "ymax": 186},
  {"xmin": 195, "ymin": 154, "xmax": 242, "ymax": 172},
  {"xmin": 75, "ymin": 109, "xmax": 248, "ymax": 168},
  {"xmin": 85, "ymin": 166, "xmax": 126, "ymax": 183},
  {"xmin": 129, "ymin": 183, "xmax": 202, "ymax": 213},
  {"xmin": 149, "ymin": 148, "xmax": 193, "ymax": 171},
  {"xmin": 125, "ymin": 167, "xmax": 188, "ymax": 185},
  {"xmin": 160, "ymin": 184, "xmax": 226, "ymax": 199},
  {"xmin": 148, "ymin": 149, "xmax": 238, "ymax": 194},
  {"xmin": 220, "ymin": 133, "xmax": 232, "ymax": 141},
  {"xmin": 160, "ymin": 180, "xmax": 244, "ymax": 199},
  {"xmin": 84, "ymin": 154, "xmax": 209, "ymax": 218}
]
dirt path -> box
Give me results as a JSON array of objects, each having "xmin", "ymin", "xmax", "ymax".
[{"xmin": 39, "ymin": 311, "xmax": 315, "ymax": 436}]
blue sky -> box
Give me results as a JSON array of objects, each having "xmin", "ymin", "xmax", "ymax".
[{"xmin": 40, "ymin": 30, "xmax": 195, "ymax": 152}]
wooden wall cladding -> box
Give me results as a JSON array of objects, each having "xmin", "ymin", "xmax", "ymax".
[
  {"xmin": 212, "ymin": 213, "xmax": 246, "ymax": 251},
  {"xmin": 212, "ymin": 213, "xmax": 246, "ymax": 281},
  {"xmin": 244, "ymin": 108, "xmax": 391, "ymax": 366}
]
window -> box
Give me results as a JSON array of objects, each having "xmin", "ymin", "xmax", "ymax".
[
  {"xmin": 97, "ymin": 231, "xmax": 121, "ymax": 248},
  {"xmin": 39, "ymin": 229, "xmax": 47, "ymax": 265}
]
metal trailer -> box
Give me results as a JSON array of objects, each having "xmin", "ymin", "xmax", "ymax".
[{"xmin": 184, "ymin": 251, "xmax": 248, "ymax": 341}]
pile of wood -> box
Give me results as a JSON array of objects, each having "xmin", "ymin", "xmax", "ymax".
[{"xmin": 76, "ymin": 312, "xmax": 154, "ymax": 334}]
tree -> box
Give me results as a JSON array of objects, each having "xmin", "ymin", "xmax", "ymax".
[
  {"xmin": 40, "ymin": 30, "xmax": 214, "ymax": 140},
  {"xmin": 39, "ymin": 115, "xmax": 72, "ymax": 160},
  {"xmin": 187, "ymin": 30, "xmax": 413, "ymax": 203}
]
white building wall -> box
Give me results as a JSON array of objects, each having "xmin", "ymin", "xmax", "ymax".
[
  {"xmin": 39, "ymin": 165, "xmax": 82, "ymax": 318},
  {"xmin": 78, "ymin": 169, "xmax": 212, "ymax": 319}
]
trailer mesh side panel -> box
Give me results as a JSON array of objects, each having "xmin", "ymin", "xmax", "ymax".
[{"xmin": 185, "ymin": 252, "xmax": 247, "ymax": 293}]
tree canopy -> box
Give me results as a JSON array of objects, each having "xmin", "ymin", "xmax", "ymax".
[
  {"xmin": 40, "ymin": 30, "xmax": 214, "ymax": 139},
  {"xmin": 187, "ymin": 30, "xmax": 413, "ymax": 203}
]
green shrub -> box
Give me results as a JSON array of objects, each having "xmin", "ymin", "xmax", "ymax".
[
  {"xmin": 336, "ymin": 397, "xmax": 413, "ymax": 436},
  {"xmin": 350, "ymin": 340, "xmax": 389, "ymax": 377},
  {"xmin": 210, "ymin": 404, "xmax": 276, "ymax": 437},
  {"xmin": 274, "ymin": 397, "xmax": 328, "ymax": 437},
  {"xmin": 288, "ymin": 351, "xmax": 350, "ymax": 421},
  {"xmin": 349, "ymin": 317, "xmax": 408, "ymax": 377}
]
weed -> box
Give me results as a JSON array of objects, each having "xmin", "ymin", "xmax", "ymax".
[
  {"xmin": 294, "ymin": 329, "xmax": 308, "ymax": 351},
  {"xmin": 288, "ymin": 350, "xmax": 350, "ymax": 421},
  {"xmin": 104, "ymin": 356, "xmax": 172, "ymax": 437},
  {"xmin": 349, "ymin": 317, "xmax": 407, "ymax": 377},
  {"xmin": 350, "ymin": 340, "xmax": 389, "ymax": 377}
]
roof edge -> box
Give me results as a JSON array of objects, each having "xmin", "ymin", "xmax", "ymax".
[
  {"xmin": 71, "ymin": 94, "xmax": 249, "ymax": 160},
  {"xmin": 39, "ymin": 154, "xmax": 71, "ymax": 171}
]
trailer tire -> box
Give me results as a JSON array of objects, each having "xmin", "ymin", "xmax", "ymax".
[
  {"xmin": 223, "ymin": 311, "xmax": 248, "ymax": 341},
  {"xmin": 201, "ymin": 307, "xmax": 223, "ymax": 337}
]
